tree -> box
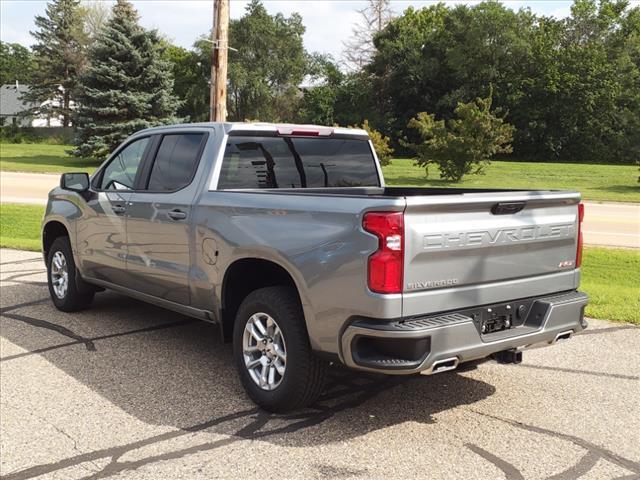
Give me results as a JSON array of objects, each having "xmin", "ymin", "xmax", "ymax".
[
  {"xmin": 369, "ymin": 3, "xmax": 534, "ymax": 145},
  {"xmin": 514, "ymin": 0, "xmax": 640, "ymax": 163},
  {"xmin": 25, "ymin": 0, "xmax": 86, "ymax": 127},
  {"xmin": 162, "ymin": 43, "xmax": 209, "ymax": 121},
  {"xmin": 407, "ymin": 94, "xmax": 514, "ymax": 182},
  {"xmin": 0, "ymin": 42, "xmax": 37, "ymax": 84},
  {"xmin": 343, "ymin": 0, "xmax": 393, "ymax": 70},
  {"xmin": 73, "ymin": 0, "xmax": 179, "ymax": 160},
  {"xmin": 188, "ymin": 1, "xmax": 308, "ymax": 122},
  {"xmin": 368, "ymin": 0, "xmax": 639, "ymax": 164},
  {"xmin": 80, "ymin": 1, "xmax": 111, "ymax": 40},
  {"xmin": 226, "ymin": 0, "xmax": 308, "ymax": 121},
  {"xmin": 296, "ymin": 55, "xmax": 343, "ymax": 125}
]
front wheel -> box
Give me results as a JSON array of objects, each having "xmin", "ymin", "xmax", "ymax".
[
  {"xmin": 233, "ymin": 286, "xmax": 328, "ymax": 412},
  {"xmin": 47, "ymin": 236, "xmax": 94, "ymax": 312}
]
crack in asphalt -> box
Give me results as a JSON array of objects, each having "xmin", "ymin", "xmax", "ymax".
[
  {"xmin": 1, "ymin": 269, "xmax": 47, "ymax": 286},
  {"xmin": 2, "ymin": 403, "xmax": 103, "ymax": 474},
  {"xmin": 0, "ymin": 311, "xmax": 97, "ymax": 351},
  {"xmin": 578, "ymin": 325, "xmax": 638, "ymax": 336},
  {"xmin": 466, "ymin": 443, "xmax": 525, "ymax": 480},
  {"xmin": 0, "ymin": 257, "xmax": 42, "ymax": 266},
  {"xmin": 2, "ymin": 374, "xmax": 404, "ymax": 480},
  {"xmin": 517, "ymin": 363, "xmax": 639, "ymax": 381},
  {"xmin": 0, "ymin": 310, "xmax": 199, "ymax": 363},
  {"xmin": 314, "ymin": 463, "xmax": 369, "ymax": 479},
  {"xmin": 546, "ymin": 451, "xmax": 600, "ymax": 480},
  {"xmin": 0, "ymin": 297, "xmax": 49, "ymax": 314},
  {"xmin": 471, "ymin": 411, "xmax": 640, "ymax": 479},
  {"xmin": 1, "ymin": 278, "xmax": 48, "ymax": 287}
]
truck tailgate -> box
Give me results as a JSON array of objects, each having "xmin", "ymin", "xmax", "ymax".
[{"xmin": 402, "ymin": 191, "xmax": 581, "ymax": 317}]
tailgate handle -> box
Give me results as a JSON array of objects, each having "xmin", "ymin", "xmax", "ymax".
[{"xmin": 491, "ymin": 202, "xmax": 525, "ymax": 215}]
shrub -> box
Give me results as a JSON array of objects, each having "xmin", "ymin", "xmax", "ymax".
[
  {"xmin": 358, "ymin": 120, "xmax": 394, "ymax": 166},
  {"xmin": 0, "ymin": 125, "xmax": 72, "ymax": 144},
  {"xmin": 407, "ymin": 94, "xmax": 515, "ymax": 182}
]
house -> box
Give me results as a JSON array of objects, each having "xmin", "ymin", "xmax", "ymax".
[
  {"xmin": 0, "ymin": 82, "xmax": 70, "ymax": 127},
  {"xmin": 0, "ymin": 83, "xmax": 34, "ymax": 127}
]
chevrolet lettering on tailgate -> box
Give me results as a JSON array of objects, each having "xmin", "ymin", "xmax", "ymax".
[{"xmin": 423, "ymin": 223, "xmax": 575, "ymax": 250}]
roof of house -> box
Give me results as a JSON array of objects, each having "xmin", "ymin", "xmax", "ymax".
[{"xmin": 0, "ymin": 84, "xmax": 34, "ymax": 117}]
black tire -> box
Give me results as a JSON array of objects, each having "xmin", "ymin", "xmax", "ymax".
[
  {"xmin": 46, "ymin": 236, "xmax": 94, "ymax": 312},
  {"xmin": 233, "ymin": 286, "xmax": 328, "ymax": 412}
]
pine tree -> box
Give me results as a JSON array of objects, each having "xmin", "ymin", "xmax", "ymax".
[
  {"xmin": 73, "ymin": 0, "xmax": 180, "ymax": 159},
  {"xmin": 25, "ymin": 0, "xmax": 86, "ymax": 127}
]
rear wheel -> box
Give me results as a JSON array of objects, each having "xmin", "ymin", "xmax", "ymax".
[
  {"xmin": 233, "ymin": 286, "xmax": 328, "ymax": 412},
  {"xmin": 47, "ymin": 236, "xmax": 94, "ymax": 312}
]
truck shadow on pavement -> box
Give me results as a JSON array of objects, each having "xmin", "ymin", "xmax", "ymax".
[{"xmin": 1, "ymin": 280, "xmax": 494, "ymax": 446}]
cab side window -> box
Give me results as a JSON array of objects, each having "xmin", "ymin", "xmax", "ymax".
[
  {"xmin": 146, "ymin": 133, "xmax": 205, "ymax": 192},
  {"xmin": 99, "ymin": 137, "xmax": 150, "ymax": 190}
]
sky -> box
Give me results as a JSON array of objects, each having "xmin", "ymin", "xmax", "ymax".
[{"xmin": 0, "ymin": 0, "xmax": 628, "ymax": 61}]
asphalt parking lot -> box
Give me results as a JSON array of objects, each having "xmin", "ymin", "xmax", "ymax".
[{"xmin": 1, "ymin": 248, "xmax": 639, "ymax": 480}]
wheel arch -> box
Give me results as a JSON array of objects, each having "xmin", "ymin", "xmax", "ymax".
[
  {"xmin": 42, "ymin": 220, "xmax": 71, "ymax": 259},
  {"xmin": 220, "ymin": 257, "xmax": 308, "ymax": 343}
]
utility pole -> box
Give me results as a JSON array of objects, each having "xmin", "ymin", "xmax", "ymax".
[{"xmin": 209, "ymin": 0, "xmax": 229, "ymax": 122}]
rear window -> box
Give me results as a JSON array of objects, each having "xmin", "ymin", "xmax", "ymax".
[
  {"xmin": 217, "ymin": 136, "xmax": 379, "ymax": 189},
  {"xmin": 147, "ymin": 133, "xmax": 205, "ymax": 191}
]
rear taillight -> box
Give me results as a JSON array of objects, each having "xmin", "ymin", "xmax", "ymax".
[
  {"xmin": 576, "ymin": 203, "xmax": 584, "ymax": 268},
  {"xmin": 363, "ymin": 211, "xmax": 404, "ymax": 294}
]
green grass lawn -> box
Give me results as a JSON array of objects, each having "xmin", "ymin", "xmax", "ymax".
[
  {"xmin": 383, "ymin": 158, "xmax": 639, "ymax": 202},
  {"xmin": 0, "ymin": 143, "xmax": 100, "ymax": 174},
  {"xmin": 0, "ymin": 203, "xmax": 44, "ymax": 251},
  {"xmin": 1, "ymin": 203, "xmax": 637, "ymax": 324},
  {"xmin": 580, "ymin": 247, "xmax": 640, "ymax": 324}
]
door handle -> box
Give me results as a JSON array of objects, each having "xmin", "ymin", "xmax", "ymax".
[
  {"xmin": 112, "ymin": 205, "xmax": 126, "ymax": 214},
  {"xmin": 168, "ymin": 209, "xmax": 187, "ymax": 221}
]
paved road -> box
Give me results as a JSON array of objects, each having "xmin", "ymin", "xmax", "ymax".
[
  {"xmin": 582, "ymin": 202, "xmax": 640, "ymax": 248},
  {"xmin": 0, "ymin": 171, "xmax": 60, "ymax": 205},
  {"xmin": 1, "ymin": 248, "xmax": 639, "ymax": 480},
  {"xmin": 1, "ymin": 171, "xmax": 638, "ymax": 248}
]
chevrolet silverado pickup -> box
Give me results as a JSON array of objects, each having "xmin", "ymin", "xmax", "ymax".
[{"xmin": 43, "ymin": 122, "xmax": 589, "ymax": 411}]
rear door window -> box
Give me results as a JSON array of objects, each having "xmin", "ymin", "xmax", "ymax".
[
  {"xmin": 147, "ymin": 133, "xmax": 205, "ymax": 191},
  {"xmin": 217, "ymin": 136, "xmax": 379, "ymax": 189}
]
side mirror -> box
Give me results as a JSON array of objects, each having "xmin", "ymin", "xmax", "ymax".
[{"xmin": 60, "ymin": 172, "xmax": 90, "ymax": 193}]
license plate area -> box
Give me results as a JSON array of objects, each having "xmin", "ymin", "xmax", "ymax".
[
  {"xmin": 481, "ymin": 306, "xmax": 513, "ymax": 334},
  {"xmin": 466, "ymin": 299, "xmax": 535, "ymax": 336}
]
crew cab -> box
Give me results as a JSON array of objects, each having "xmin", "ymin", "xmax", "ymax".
[{"xmin": 42, "ymin": 122, "xmax": 589, "ymax": 411}]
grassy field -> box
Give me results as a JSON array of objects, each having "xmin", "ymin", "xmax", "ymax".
[
  {"xmin": 384, "ymin": 159, "xmax": 640, "ymax": 203},
  {"xmin": 0, "ymin": 144, "xmax": 99, "ymax": 174},
  {"xmin": 580, "ymin": 247, "xmax": 640, "ymax": 324},
  {"xmin": 0, "ymin": 203, "xmax": 44, "ymax": 251},
  {"xmin": 1, "ymin": 143, "xmax": 639, "ymax": 202},
  {"xmin": 1, "ymin": 204, "xmax": 637, "ymax": 324}
]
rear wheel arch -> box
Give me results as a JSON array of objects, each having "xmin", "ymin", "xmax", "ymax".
[{"xmin": 220, "ymin": 258, "xmax": 307, "ymax": 343}]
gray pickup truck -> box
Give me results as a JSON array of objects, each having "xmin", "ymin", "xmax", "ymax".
[{"xmin": 43, "ymin": 122, "xmax": 588, "ymax": 411}]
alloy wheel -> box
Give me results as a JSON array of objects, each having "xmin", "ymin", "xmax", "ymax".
[{"xmin": 242, "ymin": 312, "xmax": 287, "ymax": 391}]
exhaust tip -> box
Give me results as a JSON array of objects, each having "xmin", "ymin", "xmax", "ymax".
[
  {"xmin": 428, "ymin": 357, "xmax": 459, "ymax": 374},
  {"xmin": 553, "ymin": 330, "xmax": 573, "ymax": 344}
]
